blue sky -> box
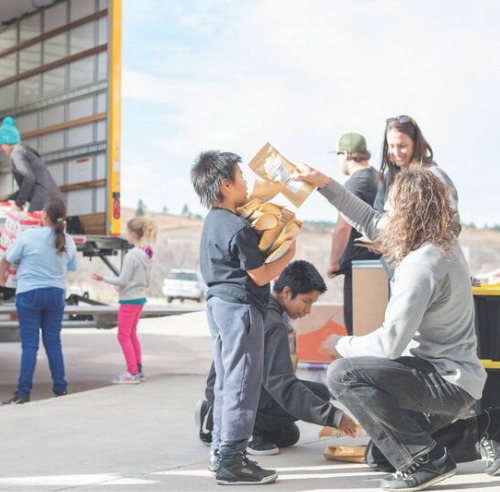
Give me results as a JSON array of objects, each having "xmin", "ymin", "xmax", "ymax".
[{"xmin": 121, "ymin": 0, "xmax": 500, "ymax": 226}]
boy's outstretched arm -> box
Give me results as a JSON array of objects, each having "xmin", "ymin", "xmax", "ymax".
[{"xmin": 247, "ymin": 241, "xmax": 296, "ymax": 287}]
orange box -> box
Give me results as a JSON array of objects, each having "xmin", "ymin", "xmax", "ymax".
[
  {"xmin": 5, "ymin": 211, "xmax": 41, "ymax": 235},
  {"xmin": 295, "ymin": 303, "xmax": 347, "ymax": 363}
]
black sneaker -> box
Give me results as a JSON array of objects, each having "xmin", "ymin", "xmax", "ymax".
[
  {"xmin": 216, "ymin": 452, "xmax": 278, "ymax": 485},
  {"xmin": 2, "ymin": 392, "xmax": 30, "ymax": 405},
  {"xmin": 194, "ymin": 399, "xmax": 213, "ymax": 445},
  {"xmin": 247, "ymin": 432, "xmax": 279, "ymax": 456},
  {"xmin": 480, "ymin": 408, "xmax": 500, "ymax": 476},
  {"xmin": 208, "ymin": 450, "xmax": 220, "ymax": 475},
  {"xmin": 380, "ymin": 449, "xmax": 457, "ymax": 491}
]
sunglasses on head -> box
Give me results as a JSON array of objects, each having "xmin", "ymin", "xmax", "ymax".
[{"xmin": 386, "ymin": 115, "xmax": 412, "ymax": 125}]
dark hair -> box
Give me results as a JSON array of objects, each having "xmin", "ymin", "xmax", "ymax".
[
  {"xmin": 190, "ymin": 150, "xmax": 241, "ymax": 208},
  {"xmin": 348, "ymin": 150, "xmax": 371, "ymax": 163},
  {"xmin": 378, "ymin": 166, "xmax": 457, "ymax": 266},
  {"xmin": 44, "ymin": 197, "xmax": 67, "ymax": 255},
  {"xmin": 380, "ymin": 117, "xmax": 433, "ymax": 184},
  {"xmin": 273, "ymin": 260, "xmax": 327, "ymax": 298}
]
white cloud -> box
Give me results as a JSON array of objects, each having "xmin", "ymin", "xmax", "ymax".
[{"xmin": 122, "ymin": 0, "xmax": 500, "ymax": 225}]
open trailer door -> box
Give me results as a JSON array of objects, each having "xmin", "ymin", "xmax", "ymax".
[{"xmin": 0, "ymin": 0, "xmax": 122, "ymax": 236}]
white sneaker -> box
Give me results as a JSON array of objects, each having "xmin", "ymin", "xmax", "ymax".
[{"xmin": 111, "ymin": 372, "xmax": 140, "ymax": 384}]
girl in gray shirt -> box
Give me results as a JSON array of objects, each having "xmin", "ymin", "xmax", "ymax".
[{"xmin": 92, "ymin": 218, "xmax": 157, "ymax": 384}]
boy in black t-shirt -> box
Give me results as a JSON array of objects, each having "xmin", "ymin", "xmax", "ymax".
[{"xmin": 191, "ymin": 150, "xmax": 295, "ymax": 485}]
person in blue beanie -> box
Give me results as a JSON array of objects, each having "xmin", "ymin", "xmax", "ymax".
[{"xmin": 0, "ymin": 116, "xmax": 62, "ymax": 212}]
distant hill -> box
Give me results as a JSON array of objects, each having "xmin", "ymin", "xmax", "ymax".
[{"xmin": 68, "ymin": 209, "xmax": 500, "ymax": 304}]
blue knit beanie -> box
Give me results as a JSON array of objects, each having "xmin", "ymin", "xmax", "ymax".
[{"xmin": 0, "ymin": 116, "xmax": 21, "ymax": 144}]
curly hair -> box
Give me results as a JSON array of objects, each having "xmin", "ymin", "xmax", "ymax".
[{"xmin": 377, "ymin": 167, "xmax": 458, "ymax": 266}]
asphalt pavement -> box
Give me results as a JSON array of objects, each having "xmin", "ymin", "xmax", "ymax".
[{"xmin": 0, "ymin": 311, "xmax": 498, "ymax": 491}]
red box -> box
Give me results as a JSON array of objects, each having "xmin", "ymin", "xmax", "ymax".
[
  {"xmin": 4, "ymin": 211, "xmax": 41, "ymax": 235},
  {"xmin": 0, "ymin": 229, "xmax": 16, "ymax": 250}
]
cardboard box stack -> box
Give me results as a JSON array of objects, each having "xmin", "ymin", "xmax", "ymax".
[{"xmin": 0, "ymin": 210, "xmax": 42, "ymax": 289}]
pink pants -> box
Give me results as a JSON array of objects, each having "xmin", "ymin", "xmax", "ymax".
[{"xmin": 117, "ymin": 304, "xmax": 144, "ymax": 374}]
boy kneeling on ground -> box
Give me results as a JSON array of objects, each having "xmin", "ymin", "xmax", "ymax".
[{"xmin": 196, "ymin": 260, "xmax": 356, "ymax": 460}]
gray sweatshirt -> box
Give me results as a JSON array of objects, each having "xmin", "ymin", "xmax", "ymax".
[
  {"xmin": 259, "ymin": 296, "xmax": 344, "ymax": 428},
  {"xmin": 104, "ymin": 247, "xmax": 152, "ymax": 301},
  {"xmin": 319, "ymin": 180, "xmax": 486, "ymax": 400}
]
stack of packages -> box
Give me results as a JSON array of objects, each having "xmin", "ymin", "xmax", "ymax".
[
  {"xmin": 0, "ymin": 210, "xmax": 42, "ymax": 288},
  {"xmin": 237, "ymin": 198, "xmax": 303, "ymax": 263},
  {"xmin": 237, "ymin": 143, "xmax": 316, "ymax": 263}
]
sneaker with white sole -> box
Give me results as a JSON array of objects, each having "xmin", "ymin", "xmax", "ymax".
[
  {"xmin": 247, "ymin": 433, "xmax": 279, "ymax": 456},
  {"xmin": 480, "ymin": 407, "xmax": 500, "ymax": 476},
  {"xmin": 111, "ymin": 372, "xmax": 140, "ymax": 384},
  {"xmin": 216, "ymin": 452, "xmax": 278, "ymax": 485},
  {"xmin": 380, "ymin": 449, "xmax": 457, "ymax": 491},
  {"xmin": 208, "ymin": 450, "xmax": 220, "ymax": 475},
  {"xmin": 2, "ymin": 392, "xmax": 30, "ymax": 405}
]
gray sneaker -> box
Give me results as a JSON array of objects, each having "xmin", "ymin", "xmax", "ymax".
[
  {"xmin": 2, "ymin": 392, "xmax": 30, "ymax": 405},
  {"xmin": 247, "ymin": 433, "xmax": 279, "ymax": 456},
  {"xmin": 380, "ymin": 449, "xmax": 456, "ymax": 491},
  {"xmin": 480, "ymin": 408, "xmax": 500, "ymax": 476},
  {"xmin": 216, "ymin": 452, "xmax": 277, "ymax": 485}
]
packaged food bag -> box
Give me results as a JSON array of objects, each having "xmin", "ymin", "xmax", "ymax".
[
  {"xmin": 323, "ymin": 445, "xmax": 367, "ymax": 464},
  {"xmin": 237, "ymin": 198, "xmax": 303, "ymax": 263},
  {"xmin": 319, "ymin": 424, "xmax": 368, "ymax": 439},
  {"xmin": 237, "ymin": 198, "xmax": 264, "ymax": 219},
  {"xmin": 248, "ymin": 143, "xmax": 316, "ymax": 208}
]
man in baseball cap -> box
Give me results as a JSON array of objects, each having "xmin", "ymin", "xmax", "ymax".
[{"xmin": 327, "ymin": 132, "xmax": 380, "ymax": 335}]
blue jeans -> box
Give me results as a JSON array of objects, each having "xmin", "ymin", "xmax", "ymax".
[
  {"xmin": 328, "ymin": 356, "xmax": 476, "ymax": 471},
  {"xmin": 15, "ymin": 288, "xmax": 67, "ymax": 396},
  {"xmin": 206, "ymin": 297, "xmax": 264, "ymax": 459}
]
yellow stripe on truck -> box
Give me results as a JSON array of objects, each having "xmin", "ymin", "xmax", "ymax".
[{"xmin": 108, "ymin": 0, "xmax": 122, "ymax": 236}]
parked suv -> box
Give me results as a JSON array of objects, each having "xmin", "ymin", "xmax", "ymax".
[{"xmin": 163, "ymin": 269, "xmax": 207, "ymax": 303}]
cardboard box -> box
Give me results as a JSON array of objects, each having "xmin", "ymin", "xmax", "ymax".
[
  {"xmin": 5, "ymin": 268, "xmax": 17, "ymax": 289},
  {"xmin": 0, "ymin": 228, "xmax": 15, "ymax": 250},
  {"xmin": 352, "ymin": 260, "xmax": 389, "ymax": 336},
  {"xmin": 295, "ymin": 303, "xmax": 347, "ymax": 363},
  {"xmin": 0, "ymin": 202, "xmax": 11, "ymax": 218},
  {"xmin": 4, "ymin": 211, "xmax": 41, "ymax": 235}
]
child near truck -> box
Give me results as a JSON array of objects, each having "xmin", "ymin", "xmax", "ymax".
[{"xmin": 91, "ymin": 217, "xmax": 157, "ymax": 384}]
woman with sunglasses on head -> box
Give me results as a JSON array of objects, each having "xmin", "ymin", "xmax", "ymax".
[{"xmin": 374, "ymin": 115, "xmax": 460, "ymax": 230}]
